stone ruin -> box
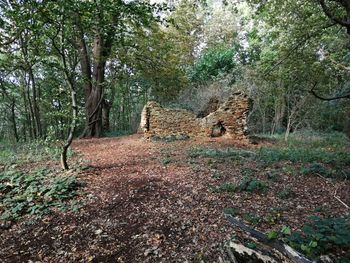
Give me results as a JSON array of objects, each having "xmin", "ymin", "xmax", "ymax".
[{"xmin": 140, "ymin": 93, "xmax": 250, "ymax": 141}]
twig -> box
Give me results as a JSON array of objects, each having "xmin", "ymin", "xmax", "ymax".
[{"xmin": 315, "ymin": 173, "xmax": 349, "ymax": 210}]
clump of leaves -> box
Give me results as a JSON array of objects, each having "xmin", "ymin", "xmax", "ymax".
[
  {"xmin": 0, "ymin": 167, "xmax": 80, "ymax": 221},
  {"xmin": 287, "ymin": 216, "xmax": 350, "ymax": 260},
  {"xmin": 160, "ymin": 158, "xmax": 171, "ymax": 166},
  {"xmin": 277, "ymin": 188, "xmax": 294, "ymax": 199},
  {"xmin": 243, "ymin": 212, "xmax": 260, "ymax": 225},
  {"xmin": 265, "ymin": 208, "xmax": 283, "ymax": 225},
  {"xmin": 239, "ymin": 176, "xmax": 268, "ymax": 192},
  {"xmin": 211, "ymin": 170, "xmax": 224, "ymax": 179},
  {"xmin": 209, "ymin": 182, "xmax": 237, "ymax": 193}
]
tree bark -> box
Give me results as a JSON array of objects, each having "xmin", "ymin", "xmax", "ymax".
[
  {"xmin": 74, "ymin": 10, "xmax": 115, "ymax": 137},
  {"xmin": 10, "ymin": 98, "xmax": 19, "ymax": 142}
]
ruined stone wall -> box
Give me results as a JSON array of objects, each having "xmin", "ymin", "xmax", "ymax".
[{"xmin": 140, "ymin": 93, "xmax": 249, "ymax": 140}]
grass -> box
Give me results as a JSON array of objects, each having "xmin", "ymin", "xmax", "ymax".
[
  {"xmin": 257, "ymin": 147, "xmax": 350, "ymax": 166},
  {"xmin": 0, "ymin": 140, "xmax": 65, "ymax": 165},
  {"xmin": 188, "ymin": 131, "xmax": 349, "ymax": 180}
]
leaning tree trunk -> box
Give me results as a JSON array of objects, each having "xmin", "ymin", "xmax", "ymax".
[{"xmin": 61, "ymin": 87, "xmax": 77, "ymax": 170}]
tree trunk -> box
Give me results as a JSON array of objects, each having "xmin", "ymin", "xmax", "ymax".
[
  {"xmin": 10, "ymin": 99, "xmax": 19, "ymax": 142},
  {"xmin": 102, "ymin": 99, "xmax": 112, "ymax": 132},
  {"xmin": 28, "ymin": 67, "xmax": 42, "ymax": 138},
  {"xmin": 26, "ymin": 76, "xmax": 37, "ymax": 139},
  {"xmin": 61, "ymin": 88, "xmax": 77, "ymax": 170},
  {"xmin": 74, "ymin": 10, "xmax": 115, "ymax": 137}
]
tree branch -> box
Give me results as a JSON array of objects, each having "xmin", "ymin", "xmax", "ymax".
[
  {"xmin": 318, "ymin": 0, "xmax": 350, "ymax": 27},
  {"xmin": 310, "ymin": 83, "xmax": 350, "ymax": 100}
]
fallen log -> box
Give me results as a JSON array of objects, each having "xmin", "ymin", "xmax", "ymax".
[{"xmin": 225, "ymin": 215, "xmax": 333, "ymax": 263}]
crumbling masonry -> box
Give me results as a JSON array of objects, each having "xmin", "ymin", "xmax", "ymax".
[{"xmin": 140, "ymin": 93, "xmax": 250, "ymax": 140}]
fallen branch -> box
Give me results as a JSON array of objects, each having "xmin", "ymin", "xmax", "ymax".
[
  {"xmin": 315, "ymin": 173, "xmax": 349, "ymax": 210},
  {"xmin": 225, "ymin": 215, "xmax": 334, "ymax": 263}
]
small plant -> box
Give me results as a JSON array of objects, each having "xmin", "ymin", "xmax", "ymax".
[
  {"xmin": 277, "ymin": 188, "xmax": 294, "ymax": 199},
  {"xmin": 301, "ymin": 163, "xmax": 329, "ymax": 176},
  {"xmin": 209, "ymin": 182, "xmax": 237, "ymax": 193},
  {"xmin": 243, "ymin": 212, "xmax": 260, "ymax": 225},
  {"xmin": 241, "ymin": 167, "xmax": 255, "ymax": 177},
  {"xmin": 286, "ymin": 216, "xmax": 350, "ymax": 260},
  {"xmin": 223, "ymin": 207, "xmax": 239, "ymax": 216},
  {"xmin": 211, "ymin": 170, "xmax": 224, "ymax": 179},
  {"xmin": 265, "ymin": 207, "xmax": 284, "ymax": 225},
  {"xmin": 207, "ymin": 159, "xmax": 218, "ymax": 169},
  {"xmin": 160, "ymin": 158, "xmax": 171, "ymax": 166},
  {"xmin": 239, "ymin": 176, "xmax": 268, "ymax": 192}
]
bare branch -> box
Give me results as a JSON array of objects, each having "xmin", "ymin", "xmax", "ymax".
[{"xmin": 310, "ymin": 83, "xmax": 350, "ymax": 100}]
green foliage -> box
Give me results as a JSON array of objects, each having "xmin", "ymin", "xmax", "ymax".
[
  {"xmin": 287, "ymin": 216, "xmax": 350, "ymax": 259},
  {"xmin": 301, "ymin": 162, "xmax": 350, "ymax": 180},
  {"xmin": 0, "ymin": 167, "xmax": 80, "ymax": 221},
  {"xmin": 239, "ymin": 176, "xmax": 267, "ymax": 192},
  {"xmin": 243, "ymin": 212, "xmax": 260, "ymax": 225},
  {"xmin": 104, "ymin": 130, "xmax": 133, "ymax": 138},
  {"xmin": 223, "ymin": 207, "xmax": 239, "ymax": 216},
  {"xmin": 265, "ymin": 208, "xmax": 283, "ymax": 225},
  {"xmin": 160, "ymin": 157, "xmax": 172, "ymax": 166},
  {"xmin": 277, "ymin": 188, "xmax": 294, "ymax": 199},
  {"xmin": 189, "ymin": 47, "xmax": 238, "ymax": 82},
  {"xmin": 0, "ymin": 140, "xmax": 63, "ymax": 165},
  {"xmin": 267, "ymin": 230, "xmax": 278, "ymax": 240},
  {"xmin": 301, "ymin": 163, "xmax": 329, "ymax": 177},
  {"xmin": 187, "ymin": 147, "xmax": 255, "ymax": 159},
  {"xmin": 210, "ymin": 182, "xmax": 237, "ymax": 193},
  {"xmin": 257, "ymin": 147, "xmax": 350, "ymax": 166}
]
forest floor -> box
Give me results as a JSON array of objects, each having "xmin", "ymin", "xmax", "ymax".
[{"xmin": 0, "ymin": 133, "xmax": 349, "ymax": 262}]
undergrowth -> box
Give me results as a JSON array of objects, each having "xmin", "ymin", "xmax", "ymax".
[
  {"xmin": 267, "ymin": 216, "xmax": 350, "ymax": 262},
  {"xmin": 0, "ymin": 167, "xmax": 81, "ymax": 221},
  {"xmin": 0, "ymin": 140, "xmax": 69, "ymax": 165}
]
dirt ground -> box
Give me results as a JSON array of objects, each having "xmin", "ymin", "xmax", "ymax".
[{"xmin": 0, "ymin": 134, "xmax": 349, "ymax": 262}]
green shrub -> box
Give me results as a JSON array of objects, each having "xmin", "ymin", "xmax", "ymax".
[
  {"xmin": 160, "ymin": 158, "xmax": 172, "ymax": 166},
  {"xmin": 210, "ymin": 182, "xmax": 237, "ymax": 193},
  {"xmin": 301, "ymin": 163, "xmax": 329, "ymax": 176},
  {"xmin": 277, "ymin": 188, "xmax": 294, "ymax": 199},
  {"xmin": 239, "ymin": 176, "xmax": 268, "ymax": 192},
  {"xmin": 244, "ymin": 212, "xmax": 260, "ymax": 225},
  {"xmin": 287, "ymin": 216, "xmax": 350, "ymax": 259}
]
